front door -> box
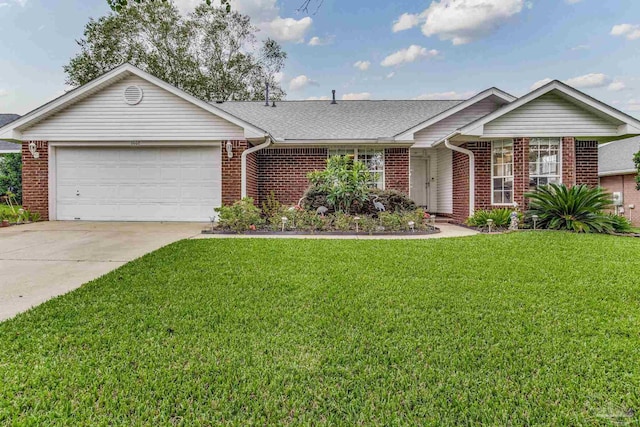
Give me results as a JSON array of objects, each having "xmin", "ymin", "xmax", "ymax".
[{"xmin": 410, "ymin": 158, "xmax": 429, "ymax": 208}]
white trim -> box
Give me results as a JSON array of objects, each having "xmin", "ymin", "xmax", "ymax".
[
  {"xmin": 459, "ymin": 80, "xmax": 640, "ymax": 138},
  {"xmin": 528, "ymin": 137, "xmax": 562, "ymax": 188},
  {"xmin": 49, "ymin": 141, "xmax": 222, "ymax": 147},
  {"xmin": 241, "ymin": 138, "xmax": 272, "ymax": 198},
  {"xmin": 599, "ymin": 169, "xmax": 637, "ymax": 177},
  {"xmin": 395, "ymin": 88, "xmax": 517, "ymax": 141},
  {"xmin": 443, "ymin": 137, "xmax": 474, "ymax": 216},
  {"xmin": 0, "ymin": 63, "xmax": 268, "ymax": 141},
  {"xmin": 49, "ymin": 144, "xmax": 56, "ymax": 221},
  {"xmin": 0, "ymin": 149, "xmax": 19, "ymax": 154}
]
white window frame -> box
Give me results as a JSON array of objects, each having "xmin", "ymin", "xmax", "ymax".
[
  {"xmin": 327, "ymin": 147, "xmax": 385, "ymax": 189},
  {"xmin": 529, "ymin": 137, "xmax": 562, "ymax": 189},
  {"xmin": 491, "ymin": 140, "xmax": 514, "ymax": 206}
]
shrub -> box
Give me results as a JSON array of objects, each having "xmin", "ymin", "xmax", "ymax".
[
  {"xmin": 307, "ymin": 155, "xmax": 374, "ymax": 214},
  {"xmin": 360, "ymin": 188, "xmax": 417, "ymax": 214},
  {"xmin": 261, "ymin": 191, "xmax": 282, "ymax": 220},
  {"xmin": 466, "ymin": 208, "xmax": 514, "ymax": 228},
  {"xmin": 214, "ymin": 198, "xmax": 264, "ymax": 233},
  {"xmin": 525, "ymin": 184, "xmax": 614, "ymax": 233},
  {"xmin": 332, "ymin": 212, "xmax": 353, "ymax": 231},
  {"xmin": 0, "ymin": 153, "xmax": 22, "ymax": 204},
  {"xmin": 608, "ymin": 214, "xmax": 632, "ymax": 233}
]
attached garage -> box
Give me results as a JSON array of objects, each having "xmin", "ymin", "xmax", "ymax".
[
  {"xmin": 54, "ymin": 146, "xmax": 221, "ymax": 222},
  {"xmin": 0, "ymin": 64, "xmax": 267, "ymax": 222}
]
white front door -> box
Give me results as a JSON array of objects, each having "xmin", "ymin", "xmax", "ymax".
[
  {"xmin": 410, "ymin": 158, "xmax": 429, "ymax": 208},
  {"xmin": 55, "ymin": 146, "xmax": 221, "ymax": 221}
]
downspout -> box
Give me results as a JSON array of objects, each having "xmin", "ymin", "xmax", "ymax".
[
  {"xmin": 439, "ymin": 131, "xmax": 475, "ymax": 217},
  {"xmin": 241, "ymin": 136, "xmax": 272, "ymax": 199}
]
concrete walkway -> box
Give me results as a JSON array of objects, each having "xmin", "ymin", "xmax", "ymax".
[
  {"xmin": 192, "ymin": 223, "xmax": 478, "ymax": 240},
  {"xmin": 0, "ymin": 221, "xmax": 203, "ymax": 321}
]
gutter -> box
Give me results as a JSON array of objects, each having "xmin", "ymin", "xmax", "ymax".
[
  {"xmin": 435, "ymin": 131, "xmax": 476, "ymax": 217},
  {"xmin": 241, "ymin": 136, "xmax": 273, "ymax": 199}
]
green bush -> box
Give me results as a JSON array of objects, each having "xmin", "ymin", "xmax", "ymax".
[
  {"xmin": 214, "ymin": 198, "xmax": 264, "ymax": 233},
  {"xmin": 300, "ymin": 186, "xmax": 417, "ymax": 215},
  {"xmin": 466, "ymin": 208, "xmax": 514, "ymax": 228},
  {"xmin": 307, "ymin": 155, "xmax": 374, "ymax": 214},
  {"xmin": 331, "ymin": 212, "xmax": 353, "ymax": 231},
  {"xmin": 608, "ymin": 214, "xmax": 632, "ymax": 233},
  {"xmin": 0, "ymin": 153, "xmax": 22, "ymax": 204},
  {"xmin": 525, "ymin": 184, "xmax": 614, "ymax": 233}
]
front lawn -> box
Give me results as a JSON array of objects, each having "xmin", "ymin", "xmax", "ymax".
[{"xmin": 1, "ymin": 233, "xmax": 639, "ymax": 425}]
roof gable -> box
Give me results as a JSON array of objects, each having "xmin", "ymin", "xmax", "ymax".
[
  {"xmin": 0, "ymin": 64, "xmax": 267, "ymax": 141},
  {"xmin": 460, "ymin": 80, "xmax": 640, "ymax": 139}
]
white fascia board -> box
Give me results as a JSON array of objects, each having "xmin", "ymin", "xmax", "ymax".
[
  {"xmin": 0, "ymin": 63, "xmax": 268, "ymax": 141},
  {"xmin": 459, "ymin": 80, "xmax": 640, "ymax": 137},
  {"xmin": 394, "ymin": 87, "xmax": 516, "ymax": 141},
  {"xmin": 598, "ymin": 169, "xmax": 637, "ymax": 177}
]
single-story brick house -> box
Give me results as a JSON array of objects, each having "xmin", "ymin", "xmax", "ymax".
[
  {"xmin": 599, "ymin": 136, "xmax": 640, "ymax": 226},
  {"xmin": 1, "ymin": 63, "xmax": 639, "ymax": 223}
]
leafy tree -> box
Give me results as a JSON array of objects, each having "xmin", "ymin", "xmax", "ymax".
[
  {"xmin": 634, "ymin": 150, "xmax": 640, "ymax": 190},
  {"xmin": 0, "ymin": 153, "xmax": 22, "ymax": 204},
  {"xmin": 67, "ymin": 1, "xmax": 286, "ymax": 102}
]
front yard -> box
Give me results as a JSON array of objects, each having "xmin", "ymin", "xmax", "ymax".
[{"xmin": 1, "ymin": 233, "xmax": 639, "ymax": 425}]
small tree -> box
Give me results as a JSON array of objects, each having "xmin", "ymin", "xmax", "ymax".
[
  {"xmin": 307, "ymin": 155, "xmax": 374, "ymax": 214},
  {"xmin": 0, "ymin": 153, "xmax": 22, "ymax": 204},
  {"xmin": 634, "ymin": 150, "xmax": 640, "ymax": 190}
]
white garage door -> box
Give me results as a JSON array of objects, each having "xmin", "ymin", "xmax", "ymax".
[{"xmin": 55, "ymin": 146, "xmax": 221, "ymax": 221}]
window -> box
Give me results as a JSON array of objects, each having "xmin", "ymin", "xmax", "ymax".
[
  {"xmin": 492, "ymin": 140, "xmax": 514, "ymax": 205},
  {"xmin": 327, "ymin": 148, "xmax": 385, "ymax": 189},
  {"xmin": 529, "ymin": 138, "xmax": 561, "ymax": 189}
]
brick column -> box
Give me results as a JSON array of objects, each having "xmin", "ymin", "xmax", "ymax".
[
  {"xmin": 452, "ymin": 146, "xmax": 470, "ymax": 223},
  {"xmin": 575, "ymin": 140, "xmax": 598, "ymax": 187},
  {"xmin": 562, "ymin": 137, "xmax": 576, "ymax": 186},
  {"xmin": 467, "ymin": 141, "xmax": 492, "ymax": 211},
  {"xmin": 221, "ymin": 140, "xmax": 249, "ymax": 205},
  {"xmin": 22, "ymin": 141, "xmax": 49, "ymax": 220},
  {"xmin": 384, "ymin": 148, "xmax": 409, "ymax": 194},
  {"xmin": 513, "ymin": 138, "xmax": 530, "ymax": 207}
]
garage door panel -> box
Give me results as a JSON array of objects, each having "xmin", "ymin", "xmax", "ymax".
[{"xmin": 56, "ymin": 146, "xmax": 221, "ymax": 221}]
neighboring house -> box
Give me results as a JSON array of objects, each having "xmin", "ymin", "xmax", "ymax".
[
  {"xmin": 1, "ymin": 63, "xmax": 639, "ymax": 223},
  {"xmin": 0, "ymin": 114, "xmax": 20, "ymax": 154},
  {"xmin": 599, "ymin": 136, "xmax": 640, "ymax": 226}
]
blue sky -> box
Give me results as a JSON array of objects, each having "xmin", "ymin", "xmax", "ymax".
[{"xmin": 1, "ymin": 0, "xmax": 640, "ymax": 117}]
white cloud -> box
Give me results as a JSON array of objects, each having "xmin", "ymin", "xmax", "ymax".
[
  {"xmin": 0, "ymin": 89, "xmax": 8, "ymax": 97},
  {"xmin": 395, "ymin": 0, "xmax": 528, "ymax": 45},
  {"xmin": 392, "ymin": 12, "xmax": 422, "ymax": 32},
  {"xmin": 289, "ymin": 75, "xmax": 317, "ymax": 91},
  {"xmin": 626, "ymin": 99, "xmax": 640, "ymax": 112},
  {"xmin": 386, "ymin": 72, "xmax": 395, "ymax": 79},
  {"xmin": 0, "ymin": 0, "xmax": 28, "ymax": 6},
  {"xmin": 342, "ymin": 92, "xmax": 372, "ymax": 100},
  {"xmin": 265, "ymin": 16, "xmax": 313, "ymax": 43},
  {"xmin": 607, "ymin": 81, "xmax": 626, "ymax": 91},
  {"xmin": 174, "ymin": 0, "xmax": 313, "ymax": 43},
  {"xmin": 413, "ymin": 90, "xmax": 475, "ymax": 100},
  {"xmin": 306, "ymin": 96, "xmax": 330, "ymax": 100},
  {"xmin": 565, "ymin": 0, "xmax": 582, "ymax": 3},
  {"xmin": 530, "ymin": 78, "xmax": 553, "ymax": 91},
  {"xmin": 611, "ymin": 24, "xmax": 640, "ymax": 40},
  {"xmin": 571, "ymin": 44, "xmax": 590, "ymax": 51},
  {"xmin": 381, "ymin": 45, "xmax": 439, "ymax": 67},
  {"xmin": 564, "ymin": 73, "xmax": 611, "ymax": 89},
  {"xmin": 353, "ymin": 60, "xmax": 371, "ymax": 71},
  {"xmin": 308, "ymin": 35, "xmax": 334, "ymax": 46}
]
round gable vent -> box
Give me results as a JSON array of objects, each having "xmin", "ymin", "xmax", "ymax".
[{"xmin": 123, "ymin": 85, "xmax": 143, "ymax": 105}]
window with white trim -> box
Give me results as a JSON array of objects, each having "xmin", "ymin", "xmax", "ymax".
[
  {"xmin": 327, "ymin": 148, "xmax": 385, "ymax": 189},
  {"xmin": 491, "ymin": 140, "xmax": 514, "ymax": 205},
  {"xmin": 529, "ymin": 138, "xmax": 561, "ymax": 189}
]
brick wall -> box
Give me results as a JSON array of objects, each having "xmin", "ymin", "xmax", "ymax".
[
  {"xmin": 22, "ymin": 141, "xmax": 49, "ymax": 220},
  {"xmin": 600, "ymin": 174, "xmax": 640, "ymax": 226},
  {"xmin": 384, "ymin": 148, "xmax": 409, "ymax": 194},
  {"xmin": 513, "ymin": 138, "xmax": 530, "ymax": 207},
  {"xmin": 257, "ymin": 147, "xmax": 328, "ymax": 205},
  {"xmin": 246, "ymin": 150, "xmax": 259, "ymax": 201},
  {"xmin": 221, "ymin": 140, "xmax": 249, "ymax": 205},
  {"xmin": 562, "ymin": 137, "xmax": 576, "ymax": 186},
  {"xmin": 575, "ymin": 140, "xmax": 598, "ymax": 186},
  {"xmin": 452, "ymin": 147, "xmax": 470, "ymax": 223},
  {"xmin": 469, "ymin": 142, "xmax": 492, "ymax": 211}
]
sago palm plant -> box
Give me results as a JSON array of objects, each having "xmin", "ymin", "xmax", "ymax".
[{"xmin": 525, "ymin": 184, "xmax": 614, "ymax": 233}]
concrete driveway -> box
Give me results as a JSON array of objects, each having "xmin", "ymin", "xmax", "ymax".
[{"xmin": 0, "ymin": 221, "xmax": 204, "ymax": 321}]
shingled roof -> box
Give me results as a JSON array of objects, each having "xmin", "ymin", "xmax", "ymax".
[
  {"xmin": 214, "ymin": 100, "xmax": 464, "ymax": 140},
  {"xmin": 0, "ymin": 114, "xmax": 20, "ymax": 153},
  {"xmin": 599, "ymin": 136, "xmax": 640, "ymax": 176}
]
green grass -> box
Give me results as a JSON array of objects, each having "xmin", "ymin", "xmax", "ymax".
[{"xmin": 1, "ymin": 233, "xmax": 640, "ymax": 425}]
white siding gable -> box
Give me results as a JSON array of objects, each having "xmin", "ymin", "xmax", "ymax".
[
  {"xmin": 22, "ymin": 75, "xmax": 244, "ymax": 141},
  {"xmin": 413, "ymin": 98, "xmax": 500, "ymax": 147},
  {"xmin": 483, "ymin": 92, "xmax": 619, "ymax": 137}
]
